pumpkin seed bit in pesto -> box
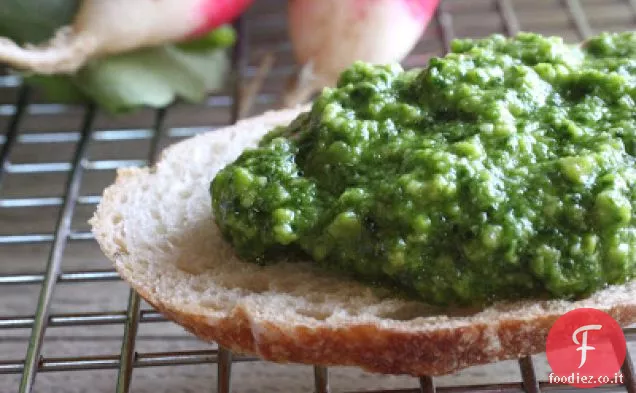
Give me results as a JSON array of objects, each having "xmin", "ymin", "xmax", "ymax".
[{"xmin": 211, "ymin": 32, "xmax": 636, "ymax": 307}]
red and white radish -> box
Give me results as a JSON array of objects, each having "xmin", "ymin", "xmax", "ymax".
[
  {"xmin": 0, "ymin": 0, "xmax": 253, "ymax": 74},
  {"xmin": 283, "ymin": 0, "xmax": 439, "ymax": 106}
]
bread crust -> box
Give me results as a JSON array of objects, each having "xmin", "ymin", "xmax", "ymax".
[
  {"xmin": 122, "ymin": 270, "xmax": 636, "ymax": 376},
  {"xmin": 120, "ymin": 264, "xmax": 636, "ymax": 376},
  {"xmin": 92, "ymin": 106, "xmax": 636, "ymax": 377}
]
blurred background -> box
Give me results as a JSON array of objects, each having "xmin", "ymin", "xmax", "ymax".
[{"xmin": 0, "ymin": 0, "xmax": 635, "ymax": 392}]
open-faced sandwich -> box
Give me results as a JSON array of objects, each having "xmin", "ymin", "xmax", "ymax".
[{"xmin": 91, "ymin": 32, "xmax": 636, "ymax": 376}]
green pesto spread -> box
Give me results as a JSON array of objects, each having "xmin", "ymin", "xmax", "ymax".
[{"xmin": 211, "ymin": 32, "xmax": 636, "ymax": 307}]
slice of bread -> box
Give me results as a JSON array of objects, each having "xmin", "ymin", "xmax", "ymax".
[{"xmin": 90, "ymin": 106, "xmax": 636, "ymax": 377}]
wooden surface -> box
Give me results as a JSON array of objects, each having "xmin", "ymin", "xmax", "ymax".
[{"xmin": 1, "ymin": 0, "xmax": 636, "ymax": 392}]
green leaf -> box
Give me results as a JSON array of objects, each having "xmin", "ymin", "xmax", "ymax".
[
  {"xmin": 0, "ymin": 0, "xmax": 79, "ymax": 45},
  {"xmin": 70, "ymin": 45, "xmax": 230, "ymax": 113},
  {"xmin": 178, "ymin": 25, "xmax": 237, "ymax": 52},
  {"xmin": 23, "ymin": 74, "xmax": 86, "ymax": 103}
]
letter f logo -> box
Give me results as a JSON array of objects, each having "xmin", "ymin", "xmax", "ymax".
[
  {"xmin": 546, "ymin": 308, "xmax": 627, "ymax": 388},
  {"xmin": 572, "ymin": 324, "xmax": 602, "ymax": 368}
]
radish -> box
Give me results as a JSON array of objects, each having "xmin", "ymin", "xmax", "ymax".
[
  {"xmin": 0, "ymin": 0, "xmax": 253, "ymax": 74},
  {"xmin": 283, "ymin": 0, "xmax": 439, "ymax": 106}
]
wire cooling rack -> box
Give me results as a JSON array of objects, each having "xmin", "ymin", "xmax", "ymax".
[{"xmin": 0, "ymin": 0, "xmax": 635, "ymax": 392}]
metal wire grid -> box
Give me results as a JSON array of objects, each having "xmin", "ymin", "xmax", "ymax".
[{"xmin": 0, "ymin": 0, "xmax": 634, "ymax": 392}]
